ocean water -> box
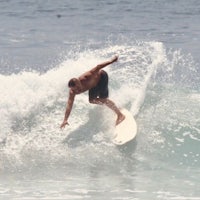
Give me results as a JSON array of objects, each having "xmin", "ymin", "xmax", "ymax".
[{"xmin": 0, "ymin": 0, "xmax": 200, "ymax": 199}]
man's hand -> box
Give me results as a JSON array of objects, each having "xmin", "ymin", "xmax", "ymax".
[
  {"xmin": 111, "ymin": 55, "xmax": 118, "ymax": 63},
  {"xmin": 60, "ymin": 120, "xmax": 69, "ymax": 129}
]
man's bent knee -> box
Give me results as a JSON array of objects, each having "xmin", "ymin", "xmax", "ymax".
[
  {"xmin": 89, "ymin": 98, "xmax": 106, "ymax": 104},
  {"xmin": 89, "ymin": 99, "xmax": 95, "ymax": 104}
]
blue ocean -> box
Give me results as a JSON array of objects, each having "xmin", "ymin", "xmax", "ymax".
[{"xmin": 0, "ymin": 0, "xmax": 200, "ymax": 199}]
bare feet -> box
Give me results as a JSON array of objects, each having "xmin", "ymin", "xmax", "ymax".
[{"xmin": 116, "ymin": 113, "xmax": 125, "ymax": 125}]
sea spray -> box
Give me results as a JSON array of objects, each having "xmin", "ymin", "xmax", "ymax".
[{"xmin": 0, "ymin": 41, "xmax": 199, "ymax": 173}]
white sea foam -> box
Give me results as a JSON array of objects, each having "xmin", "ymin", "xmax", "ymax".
[{"xmin": 0, "ymin": 42, "xmax": 199, "ymax": 173}]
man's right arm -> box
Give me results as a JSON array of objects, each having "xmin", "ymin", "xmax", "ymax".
[
  {"xmin": 60, "ymin": 90, "xmax": 75, "ymax": 129},
  {"xmin": 91, "ymin": 55, "xmax": 118, "ymax": 72}
]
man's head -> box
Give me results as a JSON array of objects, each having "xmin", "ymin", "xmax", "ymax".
[
  {"xmin": 68, "ymin": 78, "xmax": 82, "ymax": 94},
  {"xmin": 68, "ymin": 78, "xmax": 77, "ymax": 88}
]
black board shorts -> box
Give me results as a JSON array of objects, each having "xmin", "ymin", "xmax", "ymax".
[{"xmin": 89, "ymin": 70, "xmax": 109, "ymax": 100}]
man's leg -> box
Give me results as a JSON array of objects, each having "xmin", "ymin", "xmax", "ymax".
[
  {"xmin": 89, "ymin": 71, "xmax": 125, "ymax": 125},
  {"xmin": 89, "ymin": 98, "xmax": 125, "ymax": 125}
]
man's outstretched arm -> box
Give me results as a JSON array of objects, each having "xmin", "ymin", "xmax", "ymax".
[
  {"xmin": 92, "ymin": 55, "xmax": 118, "ymax": 72},
  {"xmin": 60, "ymin": 91, "xmax": 75, "ymax": 129}
]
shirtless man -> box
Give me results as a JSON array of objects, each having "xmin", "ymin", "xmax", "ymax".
[{"xmin": 60, "ymin": 55, "xmax": 125, "ymax": 129}]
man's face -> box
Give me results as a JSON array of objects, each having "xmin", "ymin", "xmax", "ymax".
[{"xmin": 70, "ymin": 81, "xmax": 82, "ymax": 94}]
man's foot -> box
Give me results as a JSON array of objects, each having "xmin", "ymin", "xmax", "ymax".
[{"xmin": 116, "ymin": 113, "xmax": 125, "ymax": 125}]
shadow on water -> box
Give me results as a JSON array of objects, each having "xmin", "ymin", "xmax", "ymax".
[
  {"xmin": 117, "ymin": 137, "xmax": 138, "ymax": 157},
  {"xmin": 63, "ymin": 106, "xmax": 138, "ymax": 164},
  {"xmin": 63, "ymin": 107, "xmax": 108, "ymax": 148}
]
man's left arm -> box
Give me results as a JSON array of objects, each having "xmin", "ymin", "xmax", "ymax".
[{"xmin": 60, "ymin": 91, "xmax": 75, "ymax": 129}]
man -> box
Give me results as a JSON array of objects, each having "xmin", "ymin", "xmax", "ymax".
[{"xmin": 60, "ymin": 55, "xmax": 125, "ymax": 129}]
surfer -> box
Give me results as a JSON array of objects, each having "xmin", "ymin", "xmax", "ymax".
[{"xmin": 60, "ymin": 55, "xmax": 125, "ymax": 129}]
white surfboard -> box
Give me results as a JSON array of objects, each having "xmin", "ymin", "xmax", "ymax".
[{"xmin": 113, "ymin": 109, "xmax": 137, "ymax": 145}]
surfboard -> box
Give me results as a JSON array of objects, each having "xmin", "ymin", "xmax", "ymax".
[{"xmin": 113, "ymin": 109, "xmax": 137, "ymax": 145}]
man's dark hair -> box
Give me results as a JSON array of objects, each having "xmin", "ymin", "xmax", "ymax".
[{"xmin": 68, "ymin": 78, "xmax": 76, "ymax": 87}]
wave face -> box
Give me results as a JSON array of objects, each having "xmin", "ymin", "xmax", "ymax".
[{"xmin": 0, "ymin": 41, "xmax": 199, "ymax": 177}]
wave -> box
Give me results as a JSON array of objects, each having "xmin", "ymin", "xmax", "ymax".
[{"xmin": 0, "ymin": 40, "xmax": 199, "ymax": 173}]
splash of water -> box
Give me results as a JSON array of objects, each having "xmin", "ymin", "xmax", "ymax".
[{"xmin": 0, "ymin": 40, "xmax": 199, "ymax": 172}]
